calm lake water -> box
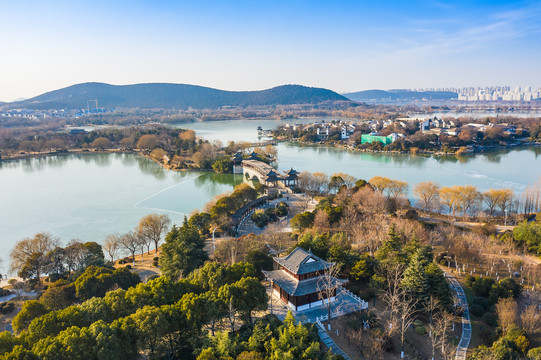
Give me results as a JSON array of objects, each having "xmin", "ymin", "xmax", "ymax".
[
  {"xmin": 178, "ymin": 119, "xmax": 541, "ymax": 195},
  {"xmin": 0, "ymin": 153, "xmax": 242, "ymax": 270},
  {"xmin": 0, "ymin": 118, "xmax": 540, "ymax": 272}
]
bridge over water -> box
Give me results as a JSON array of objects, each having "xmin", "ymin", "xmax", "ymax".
[{"xmin": 240, "ymin": 159, "xmax": 298, "ymax": 189}]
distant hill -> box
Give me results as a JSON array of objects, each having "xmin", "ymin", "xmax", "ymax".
[
  {"xmin": 9, "ymin": 82, "xmax": 349, "ymax": 110},
  {"xmin": 344, "ymin": 89, "xmax": 458, "ymax": 102}
]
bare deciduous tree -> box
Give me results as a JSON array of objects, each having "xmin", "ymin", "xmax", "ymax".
[
  {"xmin": 264, "ymin": 223, "xmax": 294, "ymax": 256},
  {"xmin": 138, "ymin": 213, "xmax": 171, "ymax": 255},
  {"xmin": 103, "ymin": 234, "xmax": 121, "ymax": 263},
  {"xmin": 119, "ymin": 231, "xmax": 142, "ymax": 266},
  {"xmin": 346, "ymin": 327, "xmax": 385, "ymax": 360},
  {"xmin": 397, "ymin": 294, "xmax": 418, "ymax": 359},
  {"xmin": 313, "ymin": 209, "xmax": 331, "ymax": 233},
  {"xmin": 496, "ymin": 297, "xmax": 519, "ymax": 333},
  {"xmin": 434, "ymin": 311, "xmax": 455, "ymax": 360},
  {"xmin": 381, "ymin": 263, "xmax": 417, "ymax": 359},
  {"xmin": 10, "ymin": 232, "xmax": 58, "ymax": 283},
  {"xmin": 426, "ymin": 296, "xmax": 441, "ymax": 360},
  {"xmin": 520, "ymin": 304, "xmax": 541, "ymax": 335},
  {"xmin": 382, "ymin": 263, "xmax": 405, "ymax": 335},
  {"xmin": 317, "ymin": 262, "xmax": 343, "ymax": 322},
  {"xmin": 414, "ymin": 181, "xmax": 441, "ymax": 212}
]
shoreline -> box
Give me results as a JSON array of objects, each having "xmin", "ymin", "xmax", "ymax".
[
  {"xmin": 1, "ymin": 140, "xmax": 540, "ymax": 166},
  {"xmin": 0, "ymin": 148, "xmax": 214, "ymax": 174},
  {"xmin": 278, "ymin": 137, "xmax": 541, "ymax": 157}
]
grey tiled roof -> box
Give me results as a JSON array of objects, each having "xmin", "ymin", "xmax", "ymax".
[
  {"xmin": 263, "ymin": 270, "xmax": 347, "ymax": 296},
  {"xmin": 274, "ymin": 247, "xmax": 332, "ymax": 275}
]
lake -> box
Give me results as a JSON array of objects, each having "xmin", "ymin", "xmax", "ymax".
[
  {"xmin": 0, "ymin": 153, "xmax": 242, "ymax": 271},
  {"xmin": 0, "ymin": 118, "xmax": 540, "ymax": 272},
  {"xmin": 177, "ymin": 119, "xmax": 541, "ymax": 195}
]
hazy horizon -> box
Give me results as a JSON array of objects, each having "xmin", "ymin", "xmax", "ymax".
[
  {"xmin": 3, "ymin": 81, "xmax": 541, "ymax": 104},
  {"xmin": 1, "ymin": 0, "xmax": 541, "ymax": 102}
]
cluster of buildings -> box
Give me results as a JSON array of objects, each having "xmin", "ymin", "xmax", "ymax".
[
  {"xmin": 283, "ymin": 120, "xmax": 357, "ymax": 140},
  {"xmin": 420, "ymin": 118, "xmax": 461, "ymax": 136},
  {"xmin": 0, "ymin": 109, "xmax": 67, "ymax": 119},
  {"xmin": 0, "ymin": 106, "xmax": 110, "ymax": 120},
  {"xmin": 406, "ymin": 86, "xmax": 541, "ymax": 102},
  {"xmin": 455, "ymin": 86, "xmax": 541, "ymax": 102},
  {"xmin": 420, "ymin": 118, "xmax": 520, "ymax": 137}
]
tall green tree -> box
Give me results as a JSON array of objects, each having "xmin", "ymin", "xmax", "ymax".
[
  {"xmin": 425, "ymin": 263, "xmax": 453, "ymax": 310},
  {"xmin": 231, "ymin": 277, "xmax": 268, "ymax": 325},
  {"xmin": 401, "ymin": 250, "xmax": 429, "ymax": 303},
  {"xmin": 159, "ymin": 223, "xmax": 208, "ymax": 280}
]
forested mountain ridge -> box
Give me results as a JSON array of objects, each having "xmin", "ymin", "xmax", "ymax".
[{"xmin": 7, "ymin": 82, "xmax": 349, "ymax": 110}]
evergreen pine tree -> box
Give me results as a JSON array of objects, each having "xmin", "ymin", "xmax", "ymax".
[
  {"xmin": 376, "ymin": 224, "xmax": 403, "ymax": 262},
  {"xmin": 401, "ymin": 249, "xmax": 429, "ymax": 303},
  {"xmin": 425, "ymin": 262, "xmax": 453, "ymax": 310},
  {"xmin": 159, "ymin": 223, "xmax": 208, "ymax": 280}
]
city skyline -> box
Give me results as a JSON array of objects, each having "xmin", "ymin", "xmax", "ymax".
[{"xmin": 1, "ymin": 0, "xmax": 541, "ymax": 101}]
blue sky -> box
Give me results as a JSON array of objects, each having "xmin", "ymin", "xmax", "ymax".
[{"xmin": 1, "ymin": 0, "xmax": 540, "ymax": 101}]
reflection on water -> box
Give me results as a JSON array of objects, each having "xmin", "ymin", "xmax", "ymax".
[
  {"xmin": 134, "ymin": 155, "xmax": 166, "ymax": 180},
  {"xmin": 11, "ymin": 153, "xmax": 120, "ymax": 173},
  {"xmin": 194, "ymin": 172, "xmax": 243, "ymax": 195},
  {"xmin": 1, "ymin": 128, "xmax": 540, "ymax": 271},
  {"xmin": 20, "ymin": 155, "xmax": 68, "ymax": 172},
  {"xmin": 0, "ymin": 152, "xmax": 240, "ymax": 268},
  {"xmin": 276, "ymin": 143, "xmax": 540, "ymax": 197}
]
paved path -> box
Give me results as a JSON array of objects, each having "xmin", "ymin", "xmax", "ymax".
[
  {"xmin": 0, "ymin": 290, "xmax": 37, "ymax": 303},
  {"xmin": 445, "ymin": 273, "xmax": 471, "ymax": 360},
  {"xmin": 317, "ymin": 326, "xmax": 351, "ymax": 360},
  {"xmin": 237, "ymin": 193, "xmax": 317, "ymax": 237}
]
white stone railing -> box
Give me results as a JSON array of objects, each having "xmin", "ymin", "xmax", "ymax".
[
  {"xmin": 340, "ymin": 287, "xmax": 369, "ymax": 310},
  {"xmin": 316, "ymin": 316, "xmax": 325, "ymax": 330}
]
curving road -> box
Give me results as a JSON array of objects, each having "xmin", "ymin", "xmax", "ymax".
[{"xmin": 445, "ymin": 273, "xmax": 471, "ymax": 360}]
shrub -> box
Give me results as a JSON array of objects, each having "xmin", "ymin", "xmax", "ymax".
[
  {"xmin": 152, "ymin": 257, "xmax": 159, "ymax": 267},
  {"xmin": 414, "ymin": 325, "xmax": 426, "ymax": 335},
  {"xmin": 0, "ymin": 288, "xmax": 12, "ymax": 297},
  {"xmin": 345, "ymin": 317, "xmax": 362, "ymax": 331},
  {"xmin": 489, "ymin": 277, "xmax": 521, "ymax": 304},
  {"xmin": 46, "ymin": 273, "xmax": 64, "ymax": 283},
  {"xmin": 0, "ymin": 302, "xmax": 15, "ymax": 314},
  {"xmin": 472, "ymin": 277, "xmax": 496, "ymax": 298},
  {"xmin": 480, "ymin": 329, "xmax": 495, "ymax": 346},
  {"xmin": 482, "ymin": 312, "xmax": 498, "ymax": 327},
  {"xmin": 125, "ymin": 265, "xmax": 132, "ymax": 270},
  {"xmin": 275, "ymin": 202, "xmax": 289, "ymax": 217},
  {"xmin": 146, "ymin": 274, "xmax": 159, "ymax": 282},
  {"xmin": 473, "ymin": 296, "xmax": 490, "ymax": 310},
  {"xmin": 403, "ymin": 209, "xmax": 418, "ymax": 220},
  {"xmin": 465, "ymin": 275, "xmax": 476, "ymax": 287},
  {"xmin": 251, "ymin": 210, "xmax": 270, "ymax": 228},
  {"xmin": 527, "ymin": 347, "xmax": 541, "ymax": 360},
  {"xmin": 515, "ymin": 335, "xmax": 530, "ymax": 354},
  {"xmin": 358, "ymin": 291, "xmax": 371, "ymax": 301},
  {"xmin": 470, "ymin": 304, "xmax": 486, "ymax": 317}
]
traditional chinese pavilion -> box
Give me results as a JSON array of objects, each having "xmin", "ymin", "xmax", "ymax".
[
  {"xmin": 263, "ymin": 247, "xmax": 347, "ymax": 312},
  {"xmin": 281, "ymin": 168, "xmax": 299, "ymax": 187}
]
